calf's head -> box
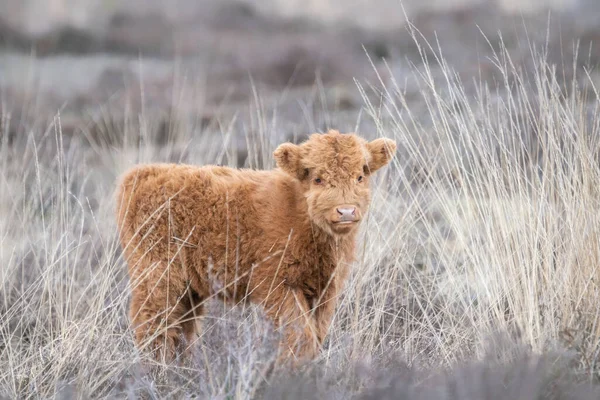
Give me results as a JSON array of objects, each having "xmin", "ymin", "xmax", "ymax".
[{"xmin": 274, "ymin": 130, "xmax": 396, "ymax": 236}]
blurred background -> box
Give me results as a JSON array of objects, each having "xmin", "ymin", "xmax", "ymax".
[{"xmin": 2, "ymin": 0, "xmax": 600, "ymax": 154}]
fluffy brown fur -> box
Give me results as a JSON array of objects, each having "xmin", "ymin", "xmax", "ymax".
[{"xmin": 116, "ymin": 130, "xmax": 396, "ymax": 363}]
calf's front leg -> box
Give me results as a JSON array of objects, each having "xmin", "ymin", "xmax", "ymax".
[
  {"xmin": 250, "ymin": 280, "xmax": 319, "ymax": 362},
  {"xmin": 313, "ymin": 284, "xmax": 340, "ymax": 345}
]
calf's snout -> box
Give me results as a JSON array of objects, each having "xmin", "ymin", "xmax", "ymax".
[{"xmin": 332, "ymin": 205, "xmax": 359, "ymax": 223}]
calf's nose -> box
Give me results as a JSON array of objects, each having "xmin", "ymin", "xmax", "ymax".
[{"xmin": 336, "ymin": 206, "xmax": 357, "ymax": 222}]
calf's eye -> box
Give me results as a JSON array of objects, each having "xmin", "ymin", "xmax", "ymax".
[{"xmin": 357, "ymin": 175, "xmax": 364, "ymax": 183}]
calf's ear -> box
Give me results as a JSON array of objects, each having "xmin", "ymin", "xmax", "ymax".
[
  {"xmin": 274, "ymin": 143, "xmax": 305, "ymax": 180},
  {"xmin": 366, "ymin": 138, "xmax": 396, "ymax": 173}
]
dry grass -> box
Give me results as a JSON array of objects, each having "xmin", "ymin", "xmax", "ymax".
[{"xmin": 2, "ymin": 26, "xmax": 600, "ymax": 398}]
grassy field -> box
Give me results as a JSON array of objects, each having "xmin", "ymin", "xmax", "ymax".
[{"xmin": 3, "ymin": 24, "xmax": 600, "ymax": 398}]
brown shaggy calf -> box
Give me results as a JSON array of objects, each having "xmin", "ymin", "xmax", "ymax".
[{"xmin": 116, "ymin": 130, "xmax": 396, "ymax": 362}]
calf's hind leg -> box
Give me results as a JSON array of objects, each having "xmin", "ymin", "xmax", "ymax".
[
  {"xmin": 129, "ymin": 260, "xmax": 195, "ymax": 363},
  {"xmin": 180, "ymin": 290, "xmax": 205, "ymax": 356}
]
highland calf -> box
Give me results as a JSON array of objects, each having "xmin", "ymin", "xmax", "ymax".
[{"xmin": 116, "ymin": 130, "xmax": 396, "ymax": 362}]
